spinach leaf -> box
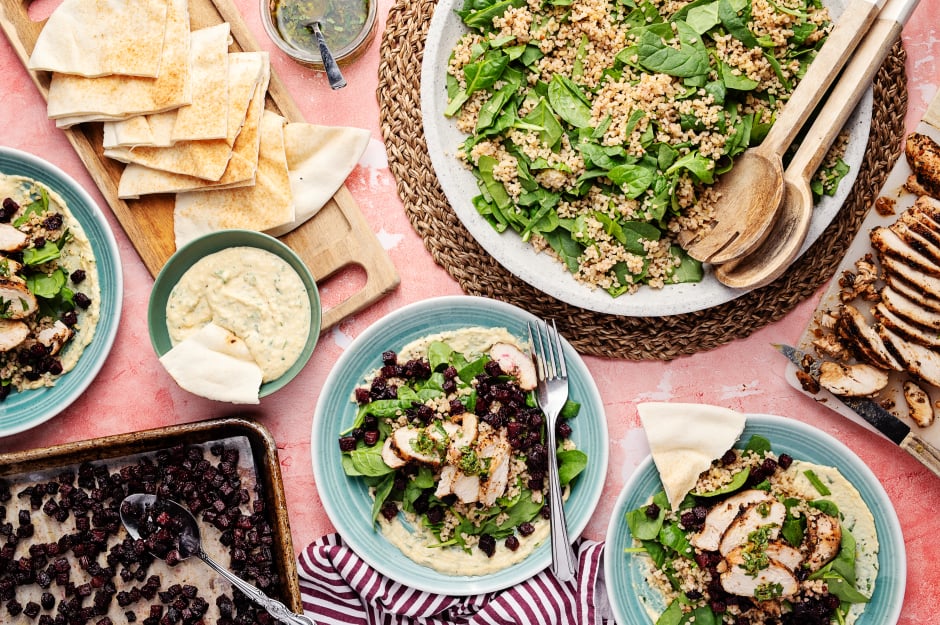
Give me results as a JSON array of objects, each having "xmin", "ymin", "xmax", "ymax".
[
  {"xmin": 464, "ymin": 51, "xmax": 509, "ymax": 95},
  {"xmin": 666, "ymin": 151, "xmax": 715, "ymax": 184},
  {"xmin": 696, "ymin": 467, "xmax": 749, "ymax": 497},
  {"xmin": 25, "ymin": 268, "xmax": 67, "ymax": 299},
  {"xmin": 460, "ymin": 0, "xmax": 524, "ymax": 30},
  {"xmin": 557, "ymin": 449, "xmax": 588, "ymax": 485},
  {"xmin": 542, "ymin": 226, "xmax": 583, "ymax": 272},
  {"xmin": 665, "ymin": 246, "xmax": 704, "ymax": 283},
  {"xmin": 718, "ymin": 0, "xmax": 759, "ymax": 48},
  {"xmin": 625, "ymin": 490, "xmax": 668, "ymax": 540},
  {"xmin": 344, "ymin": 442, "xmax": 395, "ymax": 477},
  {"xmin": 608, "ymin": 161, "xmax": 656, "ymax": 198},
  {"xmin": 547, "ymin": 75, "xmax": 593, "ymax": 128},
  {"xmin": 522, "ymin": 97, "xmax": 564, "ymax": 148},
  {"xmin": 654, "ymin": 599, "xmax": 683, "ymax": 625},
  {"xmin": 370, "ymin": 473, "xmax": 396, "ymax": 524},
  {"xmin": 637, "ymin": 20, "xmax": 709, "ymax": 78},
  {"xmin": 720, "ymin": 61, "xmax": 759, "ymax": 91}
]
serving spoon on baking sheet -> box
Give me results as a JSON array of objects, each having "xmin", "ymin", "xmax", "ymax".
[
  {"xmin": 120, "ymin": 494, "xmax": 315, "ymax": 625},
  {"xmin": 678, "ymin": 0, "xmax": 887, "ymax": 265},
  {"xmin": 715, "ymin": 0, "xmax": 921, "ymax": 289}
]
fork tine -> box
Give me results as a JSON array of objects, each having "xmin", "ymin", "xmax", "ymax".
[
  {"xmin": 550, "ymin": 320, "xmax": 566, "ymax": 379},
  {"xmin": 527, "ymin": 322, "xmax": 544, "ymax": 379},
  {"xmin": 542, "ymin": 320, "xmax": 556, "ymax": 380}
]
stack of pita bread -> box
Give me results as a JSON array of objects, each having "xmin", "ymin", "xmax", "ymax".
[{"xmin": 28, "ymin": 0, "xmax": 371, "ymax": 250}]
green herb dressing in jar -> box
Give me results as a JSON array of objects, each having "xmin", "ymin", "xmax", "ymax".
[{"xmin": 274, "ymin": 0, "xmax": 370, "ymax": 56}]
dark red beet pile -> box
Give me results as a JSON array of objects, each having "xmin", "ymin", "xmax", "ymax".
[{"xmin": 0, "ymin": 443, "xmax": 281, "ymax": 625}]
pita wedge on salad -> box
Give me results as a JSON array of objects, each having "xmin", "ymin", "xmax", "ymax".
[
  {"xmin": 28, "ymin": 0, "xmax": 171, "ymax": 78},
  {"xmin": 637, "ymin": 402, "xmax": 746, "ymax": 510}
]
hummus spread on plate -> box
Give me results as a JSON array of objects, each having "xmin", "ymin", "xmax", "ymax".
[
  {"xmin": 0, "ymin": 173, "xmax": 100, "ymax": 395},
  {"xmin": 165, "ymin": 246, "xmax": 310, "ymax": 382}
]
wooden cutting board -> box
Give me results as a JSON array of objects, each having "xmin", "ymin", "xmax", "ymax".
[{"xmin": 0, "ymin": 0, "xmax": 400, "ymax": 330}]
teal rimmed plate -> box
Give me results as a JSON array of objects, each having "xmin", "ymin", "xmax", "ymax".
[
  {"xmin": 148, "ymin": 229, "xmax": 321, "ymax": 398},
  {"xmin": 604, "ymin": 413, "xmax": 904, "ymax": 625},
  {"xmin": 0, "ymin": 147, "xmax": 123, "ymax": 438},
  {"xmin": 311, "ymin": 295, "xmax": 609, "ymax": 595}
]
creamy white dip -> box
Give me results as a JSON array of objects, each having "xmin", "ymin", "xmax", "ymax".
[
  {"xmin": 0, "ymin": 174, "xmax": 100, "ymax": 389},
  {"xmin": 374, "ymin": 326, "xmax": 557, "ymax": 576},
  {"xmin": 165, "ymin": 247, "xmax": 310, "ymax": 382}
]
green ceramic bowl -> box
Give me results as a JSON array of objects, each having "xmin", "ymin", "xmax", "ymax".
[{"xmin": 148, "ymin": 230, "xmax": 321, "ymax": 398}]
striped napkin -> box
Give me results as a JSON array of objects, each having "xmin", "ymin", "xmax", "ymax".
[{"xmin": 297, "ymin": 533, "xmax": 614, "ymax": 624}]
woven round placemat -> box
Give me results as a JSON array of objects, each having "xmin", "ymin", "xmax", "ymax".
[{"xmin": 377, "ymin": 0, "xmax": 908, "ymax": 360}]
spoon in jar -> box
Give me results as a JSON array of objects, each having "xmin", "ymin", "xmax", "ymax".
[
  {"xmin": 715, "ymin": 0, "xmax": 920, "ymax": 289},
  {"xmin": 678, "ymin": 0, "xmax": 886, "ymax": 265},
  {"xmin": 119, "ymin": 494, "xmax": 314, "ymax": 625},
  {"xmin": 302, "ymin": 0, "xmax": 346, "ymax": 90}
]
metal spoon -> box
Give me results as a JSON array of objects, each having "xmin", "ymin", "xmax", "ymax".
[
  {"xmin": 678, "ymin": 0, "xmax": 885, "ymax": 265},
  {"xmin": 119, "ymin": 494, "xmax": 314, "ymax": 625},
  {"xmin": 715, "ymin": 0, "xmax": 921, "ymax": 289},
  {"xmin": 302, "ymin": 8, "xmax": 346, "ymax": 90}
]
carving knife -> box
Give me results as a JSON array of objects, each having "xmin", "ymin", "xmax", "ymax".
[{"xmin": 774, "ymin": 343, "xmax": 940, "ymax": 479}]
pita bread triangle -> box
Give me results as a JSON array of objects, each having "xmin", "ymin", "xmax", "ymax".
[
  {"xmin": 28, "ymin": 0, "xmax": 171, "ymax": 78},
  {"xmin": 46, "ymin": 0, "xmax": 191, "ymax": 120},
  {"xmin": 265, "ymin": 123, "xmax": 371, "ymax": 237},
  {"xmin": 102, "ymin": 23, "xmax": 231, "ymax": 148},
  {"xmin": 173, "ymin": 110, "xmax": 293, "ymax": 247},
  {"xmin": 637, "ymin": 402, "xmax": 746, "ymax": 510},
  {"xmin": 159, "ymin": 322, "xmax": 262, "ymax": 404},
  {"xmin": 103, "ymin": 51, "xmax": 267, "ymax": 181},
  {"xmin": 117, "ymin": 57, "xmax": 270, "ymax": 198}
]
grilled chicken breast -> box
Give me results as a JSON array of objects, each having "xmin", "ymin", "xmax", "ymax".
[{"xmin": 905, "ymin": 132, "xmax": 940, "ymax": 199}]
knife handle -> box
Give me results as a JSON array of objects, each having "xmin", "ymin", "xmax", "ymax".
[{"xmin": 901, "ymin": 433, "xmax": 940, "ymax": 479}]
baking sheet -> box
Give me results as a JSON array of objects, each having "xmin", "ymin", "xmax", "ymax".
[{"xmin": 0, "ymin": 417, "xmax": 302, "ymax": 621}]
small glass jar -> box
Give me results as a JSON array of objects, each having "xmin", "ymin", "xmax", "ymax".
[{"xmin": 260, "ymin": 0, "xmax": 377, "ymax": 70}]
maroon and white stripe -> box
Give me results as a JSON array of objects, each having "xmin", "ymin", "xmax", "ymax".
[{"xmin": 296, "ymin": 533, "xmax": 612, "ymax": 624}]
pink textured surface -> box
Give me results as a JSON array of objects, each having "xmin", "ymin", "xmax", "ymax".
[{"xmin": 2, "ymin": 0, "xmax": 939, "ymax": 620}]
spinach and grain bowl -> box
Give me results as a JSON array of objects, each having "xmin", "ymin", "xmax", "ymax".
[{"xmin": 444, "ymin": 0, "xmax": 850, "ymax": 296}]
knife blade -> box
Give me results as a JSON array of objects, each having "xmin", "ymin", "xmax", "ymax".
[{"xmin": 774, "ymin": 343, "xmax": 940, "ymax": 479}]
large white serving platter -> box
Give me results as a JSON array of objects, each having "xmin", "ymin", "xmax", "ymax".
[{"xmin": 421, "ymin": 0, "xmax": 870, "ymax": 316}]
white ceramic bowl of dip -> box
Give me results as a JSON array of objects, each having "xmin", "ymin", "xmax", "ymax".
[{"xmin": 148, "ymin": 229, "xmax": 321, "ymax": 398}]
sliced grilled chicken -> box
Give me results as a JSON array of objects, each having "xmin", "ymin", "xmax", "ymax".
[
  {"xmin": 721, "ymin": 546, "xmax": 800, "ymax": 598},
  {"xmin": 0, "ymin": 319, "xmax": 29, "ymax": 352},
  {"xmin": 911, "ymin": 194, "xmax": 940, "ymax": 228},
  {"xmin": 452, "ymin": 472, "xmax": 481, "ymax": 503},
  {"xmin": 879, "ymin": 326, "xmax": 940, "ymax": 387},
  {"xmin": 690, "ymin": 489, "xmax": 773, "ymax": 552},
  {"xmin": 765, "ymin": 541, "xmax": 804, "ymax": 571},
  {"xmin": 0, "ymin": 224, "xmax": 27, "ymax": 253},
  {"xmin": 903, "ymin": 380, "xmax": 935, "ymax": 427},
  {"xmin": 36, "ymin": 320, "xmax": 74, "ymax": 356},
  {"xmin": 882, "ymin": 286, "xmax": 940, "ymax": 330},
  {"xmin": 836, "ymin": 304, "xmax": 903, "ymax": 371},
  {"xmin": 904, "ymin": 173, "xmax": 934, "ymax": 197},
  {"xmin": 435, "ymin": 465, "xmax": 457, "ymax": 498},
  {"xmin": 838, "ymin": 255, "xmax": 880, "ymax": 303},
  {"xmin": 905, "ymin": 132, "xmax": 940, "ymax": 199},
  {"xmin": 818, "ymin": 361, "xmax": 889, "ymax": 397},
  {"xmin": 391, "ymin": 427, "xmax": 444, "ymax": 465},
  {"xmin": 381, "ymin": 437, "xmax": 407, "ymax": 469},
  {"xmin": 0, "ymin": 257, "xmax": 23, "ymax": 278},
  {"xmin": 804, "ymin": 512, "xmax": 842, "ymax": 572},
  {"xmin": 478, "ymin": 437, "xmax": 512, "ymax": 506},
  {"xmin": 489, "ymin": 343, "xmax": 537, "ymax": 390},
  {"xmin": 899, "ymin": 208, "xmax": 940, "ymax": 250},
  {"xmin": 871, "ymin": 227, "xmax": 940, "ymax": 278},
  {"xmin": 881, "ymin": 255, "xmax": 940, "ymax": 300},
  {"xmin": 884, "ymin": 272, "xmax": 940, "ymax": 313},
  {"xmin": 875, "ymin": 303, "xmax": 940, "ymax": 349},
  {"xmin": 719, "ymin": 500, "xmax": 786, "ymax": 556},
  {"xmin": 891, "ymin": 220, "xmax": 940, "ymax": 266},
  {"xmin": 0, "ymin": 277, "xmax": 37, "ymax": 320},
  {"xmin": 446, "ymin": 413, "xmax": 479, "ymax": 464}
]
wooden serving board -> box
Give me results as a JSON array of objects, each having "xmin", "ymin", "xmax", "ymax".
[{"xmin": 0, "ymin": 0, "xmax": 400, "ymax": 330}]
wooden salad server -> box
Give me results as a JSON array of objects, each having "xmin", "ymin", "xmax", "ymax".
[
  {"xmin": 679, "ymin": 0, "xmax": 887, "ymax": 265},
  {"xmin": 715, "ymin": 0, "xmax": 921, "ymax": 289}
]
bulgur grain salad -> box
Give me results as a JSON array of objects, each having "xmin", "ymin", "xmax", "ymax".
[
  {"xmin": 624, "ymin": 434, "xmax": 877, "ymax": 625},
  {"xmin": 337, "ymin": 327, "xmax": 587, "ymax": 574},
  {"xmin": 444, "ymin": 0, "xmax": 850, "ymax": 296},
  {"xmin": 0, "ymin": 173, "xmax": 99, "ymax": 401}
]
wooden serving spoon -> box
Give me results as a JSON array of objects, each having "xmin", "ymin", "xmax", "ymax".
[
  {"xmin": 680, "ymin": 0, "xmax": 886, "ymax": 265},
  {"xmin": 715, "ymin": 0, "xmax": 920, "ymax": 289}
]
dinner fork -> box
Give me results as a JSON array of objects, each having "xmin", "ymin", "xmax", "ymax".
[{"xmin": 528, "ymin": 319, "xmax": 578, "ymax": 582}]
